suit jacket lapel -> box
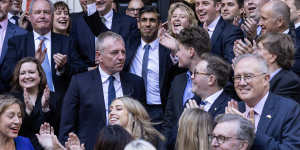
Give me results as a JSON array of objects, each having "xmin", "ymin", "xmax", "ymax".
[
  {"xmin": 211, "ymin": 17, "xmax": 225, "ymax": 50},
  {"xmin": 51, "ymin": 33, "xmax": 59, "ymax": 77},
  {"xmin": 120, "ymin": 72, "xmax": 134, "ymax": 97},
  {"xmin": 0, "ymin": 23, "xmax": 15, "ymax": 64},
  {"xmin": 256, "ymin": 93, "xmax": 276, "ymax": 134},
  {"xmin": 178, "ymin": 74, "xmax": 188, "ymax": 112},
  {"xmin": 28, "ymin": 32, "xmax": 35, "ymax": 57},
  {"xmin": 159, "ymin": 44, "xmax": 168, "ymax": 90},
  {"xmin": 92, "ymin": 69, "xmax": 106, "ymax": 120},
  {"xmin": 208, "ymin": 92, "xmax": 228, "ymax": 115},
  {"xmin": 111, "ymin": 11, "xmax": 119, "ymax": 33},
  {"xmin": 269, "ymin": 69, "xmax": 285, "ymax": 91}
]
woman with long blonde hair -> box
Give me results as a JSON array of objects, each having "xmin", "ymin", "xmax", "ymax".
[{"xmin": 176, "ymin": 108, "xmax": 213, "ymax": 150}]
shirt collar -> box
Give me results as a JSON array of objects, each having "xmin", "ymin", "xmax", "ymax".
[
  {"xmin": 203, "ymin": 89, "xmax": 224, "ymax": 105},
  {"xmin": 7, "ymin": 12, "xmax": 13, "ymax": 20},
  {"xmin": 186, "ymin": 71, "xmax": 192, "ymax": 80},
  {"xmin": 246, "ymin": 92, "xmax": 269, "ymax": 116},
  {"xmin": 141, "ymin": 38, "xmax": 159, "ymax": 50},
  {"xmin": 295, "ymin": 22, "xmax": 300, "ymax": 29},
  {"xmin": 103, "ymin": 9, "xmax": 113, "ymax": 22},
  {"xmin": 283, "ymin": 28, "xmax": 289, "ymax": 34},
  {"xmin": 207, "ymin": 16, "xmax": 220, "ymax": 32},
  {"xmin": 270, "ymin": 68, "xmax": 282, "ymax": 81},
  {"xmin": 98, "ymin": 66, "xmax": 121, "ymax": 83},
  {"xmin": 0, "ymin": 17, "xmax": 8, "ymax": 29},
  {"xmin": 33, "ymin": 31, "xmax": 51, "ymax": 41}
]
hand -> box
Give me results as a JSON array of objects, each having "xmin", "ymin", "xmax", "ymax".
[
  {"xmin": 41, "ymin": 86, "xmax": 50, "ymax": 112},
  {"xmin": 53, "ymin": 53, "xmax": 67, "ymax": 70},
  {"xmin": 225, "ymin": 100, "xmax": 244, "ymax": 117},
  {"xmin": 36, "ymin": 122, "xmax": 65, "ymax": 150},
  {"xmin": 185, "ymin": 99, "xmax": 200, "ymax": 109},
  {"xmin": 241, "ymin": 18, "xmax": 258, "ymax": 41},
  {"xmin": 233, "ymin": 38, "xmax": 254, "ymax": 57},
  {"xmin": 65, "ymin": 132, "xmax": 85, "ymax": 150},
  {"xmin": 159, "ymin": 27, "xmax": 178, "ymax": 55},
  {"xmin": 35, "ymin": 41, "xmax": 47, "ymax": 64},
  {"xmin": 232, "ymin": 16, "xmax": 241, "ymax": 26},
  {"xmin": 203, "ymin": 21, "xmax": 208, "ymax": 32},
  {"xmin": 23, "ymin": 88, "xmax": 34, "ymax": 115},
  {"xmin": 18, "ymin": 11, "xmax": 29, "ymax": 29}
]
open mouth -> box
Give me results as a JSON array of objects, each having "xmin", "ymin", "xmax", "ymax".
[
  {"xmin": 9, "ymin": 126, "xmax": 20, "ymax": 134},
  {"xmin": 57, "ymin": 20, "xmax": 68, "ymax": 26}
]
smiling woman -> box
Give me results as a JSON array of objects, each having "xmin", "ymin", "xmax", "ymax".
[
  {"xmin": 0, "ymin": 94, "xmax": 34, "ymax": 150},
  {"xmin": 53, "ymin": 1, "xmax": 70, "ymax": 36}
]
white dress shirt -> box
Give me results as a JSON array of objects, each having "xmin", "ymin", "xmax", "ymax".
[
  {"xmin": 207, "ymin": 16, "xmax": 221, "ymax": 38},
  {"xmin": 245, "ymin": 92, "xmax": 269, "ymax": 132},
  {"xmin": 202, "ymin": 89, "xmax": 223, "ymax": 112},
  {"xmin": 0, "ymin": 18, "xmax": 8, "ymax": 58},
  {"xmin": 102, "ymin": 9, "xmax": 113, "ymax": 30},
  {"xmin": 33, "ymin": 31, "xmax": 52, "ymax": 67},
  {"xmin": 98, "ymin": 67, "xmax": 123, "ymax": 123},
  {"xmin": 130, "ymin": 38, "xmax": 161, "ymax": 104}
]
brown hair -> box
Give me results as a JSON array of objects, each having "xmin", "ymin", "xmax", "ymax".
[
  {"xmin": 11, "ymin": 57, "xmax": 47, "ymax": 92},
  {"xmin": 0, "ymin": 94, "xmax": 25, "ymax": 118}
]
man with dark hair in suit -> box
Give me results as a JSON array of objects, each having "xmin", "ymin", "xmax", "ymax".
[
  {"xmin": 0, "ymin": 0, "xmax": 27, "ymax": 93},
  {"xmin": 195, "ymin": 0, "xmax": 243, "ymax": 63},
  {"xmin": 220, "ymin": 0, "xmax": 244, "ymax": 25},
  {"xmin": 7, "ymin": 0, "xmax": 22, "ymax": 25},
  {"xmin": 125, "ymin": 6, "xmax": 176, "ymax": 127},
  {"xmin": 255, "ymin": 32, "xmax": 300, "ymax": 103},
  {"xmin": 59, "ymin": 31, "xmax": 146, "ymax": 150},
  {"xmin": 161, "ymin": 26, "xmax": 211, "ymax": 149},
  {"xmin": 71, "ymin": 0, "xmax": 139, "ymax": 68},
  {"xmin": 229, "ymin": 54, "xmax": 300, "ymax": 150},
  {"xmin": 188, "ymin": 53, "xmax": 233, "ymax": 117}
]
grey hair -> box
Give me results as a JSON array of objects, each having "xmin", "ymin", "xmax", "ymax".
[
  {"xmin": 124, "ymin": 139, "xmax": 156, "ymax": 150},
  {"xmin": 268, "ymin": 0, "xmax": 290, "ymax": 26},
  {"xmin": 95, "ymin": 31, "xmax": 125, "ymax": 53},
  {"xmin": 215, "ymin": 114, "xmax": 255, "ymax": 150},
  {"xmin": 29, "ymin": 0, "xmax": 54, "ymax": 14},
  {"xmin": 233, "ymin": 54, "xmax": 269, "ymax": 74}
]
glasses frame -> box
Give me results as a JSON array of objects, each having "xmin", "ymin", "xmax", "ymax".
[
  {"xmin": 232, "ymin": 73, "xmax": 266, "ymax": 83},
  {"xmin": 208, "ymin": 134, "xmax": 245, "ymax": 144}
]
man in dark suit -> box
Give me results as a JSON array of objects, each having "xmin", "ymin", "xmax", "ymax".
[
  {"xmin": 195, "ymin": 0, "xmax": 243, "ymax": 63},
  {"xmin": 188, "ymin": 53, "xmax": 233, "ymax": 118},
  {"xmin": 161, "ymin": 26, "xmax": 211, "ymax": 149},
  {"xmin": 229, "ymin": 54, "xmax": 300, "ymax": 150},
  {"xmin": 59, "ymin": 31, "xmax": 146, "ymax": 150},
  {"xmin": 255, "ymin": 32, "xmax": 300, "ymax": 103},
  {"xmin": 71, "ymin": 0, "xmax": 139, "ymax": 68},
  {"xmin": 0, "ymin": 0, "xmax": 27, "ymax": 93}
]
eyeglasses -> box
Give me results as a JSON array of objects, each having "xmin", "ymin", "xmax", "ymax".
[
  {"xmin": 208, "ymin": 134, "xmax": 244, "ymax": 144},
  {"xmin": 192, "ymin": 71, "xmax": 210, "ymax": 77},
  {"xmin": 127, "ymin": 8, "xmax": 142, "ymax": 12},
  {"xmin": 232, "ymin": 73, "xmax": 266, "ymax": 83}
]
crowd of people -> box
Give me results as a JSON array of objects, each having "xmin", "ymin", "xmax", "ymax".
[{"xmin": 0, "ymin": 0, "xmax": 300, "ymax": 149}]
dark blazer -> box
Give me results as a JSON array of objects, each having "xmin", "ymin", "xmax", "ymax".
[
  {"xmin": 1, "ymin": 32, "xmax": 77, "ymax": 98},
  {"xmin": 59, "ymin": 69, "xmax": 146, "ymax": 150},
  {"xmin": 239, "ymin": 93, "xmax": 300, "ymax": 150},
  {"xmin": 210, "ymin": 17, "xmax": 244, "ymax": 63},
  {"xmin": 71, "ymin": 11, "xmax": 138, "ymax": 67},
  {"xmin": 270, "ymin": 69, "xmax": 300, "ymax": 103},
  {"xmin": 0, "ymin": 22, "xmax": 27, "ymax": 93},
  {"xmin": 292, "ymin": 26, "xmax": 300, "ymax": 76},
  {"xmin": 124, "ymin": 39, "xmax": 178, "ymax": 107}
]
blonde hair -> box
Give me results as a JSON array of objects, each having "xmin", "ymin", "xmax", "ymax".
[
  {"xmin": 167, "ymin": 2, "xmax": 198, "ymax": 36},
  {"xmin": 176, "ymin": 108, "xmax": 213, "ymax": 150},
  {"xmin": 115, "ymin": 97, "xmax": 165, "ymax": 146},
  {"xmin": 0, "ymin": 95, "xmax": 24, "ymax": 118}
]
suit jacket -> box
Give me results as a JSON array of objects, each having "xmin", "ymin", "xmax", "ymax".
[
  {"xmin": 59, "ymin": 69, "xmax": 146, "ymax": 150},
  {"xmin": 71, "ymin": 11, "xmax": 138, "ymax": 67},
  {"xmin": 1, "ymin": 32, "xmax": 79, "ymax": 105},
  {"xmin": 270, "ymin": 69, "xmax": 300, "ymax": 103},
  {"xmin": 124, "ymin": 39, "xmax": 179, "ymax": 107},
  {"xmin": 292, "ymin": 26, "xmax": 300, "ymax": 76},
  {"xmin": 210, "ymin": 17, "xmax": 244, "ymax": 63},
  {"xmin": 238, "ymin": 93, "xmax": 300, "ymax": 150},
  {"xmin": 0, "ymin": 22, "xmax": 27, "ymax": 93}
]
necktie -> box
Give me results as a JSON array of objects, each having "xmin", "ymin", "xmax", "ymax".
[
  {"xmin": 142, "ymin": 44, "xmax": 150, "ymax": 88},
  {"xmin": 108, "ymin": 75, "xmax": 116, "ymax": 107},
  {"xmin": 12, "ymin": 15, "xmax": 19, "ymax": 25},
  {"xmin": 38, "ymin": 36, "xmax": 54, "ymax": 92},
  {"xmin": 100, "ymin": 16, "xmax": 106, "ymax": 24}
]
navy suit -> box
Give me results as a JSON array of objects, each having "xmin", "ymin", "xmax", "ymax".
[
  {"xmin": 292, "ymin": 26, "xmax": 300, "ymax": 76},
  {"xmin": 210, "ymin": 17, "xmax": 244, "ymax": 63},
  {"xmin": 239, "ymin": 93, "xmax": 300, "ymax": 150},
  {"xmin": 270, "ymin": 69, "xmax": 300, "ymax": 103},
  {"xmin": 59, "ymin": 69, "xmax": 146, "ymax": 150},
  {"xmin": 71, "ymin": 11, "xmax": 138, "ymax": 67},
  {"xmin": 0, "ymin": 22, "xmax": 26, "ymax": 93}
]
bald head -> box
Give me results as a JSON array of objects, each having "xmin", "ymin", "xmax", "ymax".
[{"xmin": 264, "ymin": 0, "xmax": 290, "ymax": 25}]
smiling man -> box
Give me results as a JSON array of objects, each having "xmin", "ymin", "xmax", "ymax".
[
  {"xmin": 221, "ymin": 0, "xmax": 244, "ymax": 24},
  {"xmin": 232, "ymin": 54, "xmax": 300, "ymax": 150}
]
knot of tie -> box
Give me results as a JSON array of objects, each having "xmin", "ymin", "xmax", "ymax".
[
  {"xmin": 108, "ymin": 75, "xmax": 115, "ymax": 82},
  {"xmin": 144, "ymin": 44, "xmax": 151, "ymax": 51},
  {"xmin": 38, "ymin": 36, "xmax": 47, "ymax": 41}
]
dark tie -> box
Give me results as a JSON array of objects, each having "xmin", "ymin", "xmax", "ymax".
[
  {"xmin": 12, "ymin": 15, "xmax": 19, "ymax": 25},
  {"xmin": 142, "ymin": 44, "xmax": 150, "ymax": 87},
  {"xmin": 288, "ymin": 23, "xmax": 296, "ymax": 42},
  {"xmin": 37, "ymin": 36, "xmax": 54, "ymax": 91},
  {"xmin": 108, "ymin": 75, "xmax": 116, "ymax": 107}
]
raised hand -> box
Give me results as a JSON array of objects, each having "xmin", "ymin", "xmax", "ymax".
[
  {"xmin": 23, "ymin": 88, "xmax": 34, "ymax": 115},
  {"xmin": 35, "ymin": 40, "xmax": 47, "ymax": 64},
  {"xmin": 241, "ymin": 18, "xmax": 258, "ymax": 41},
  {"xmin": 18, "ymin": 11, "xmax": 29, "ymax": 29},
  {"xmin": 159, "ymin": 26, "xmax": 178, "ymax": 55},
  {"xmin": 36, "ymin": 122, "xmax": 65, "ymax": 150},
  {"xmin": 41, "ymin": 86, "xmax": 50, "ymax": 112},
  {"xmin": 233, "ymin": 38, "xmax": 254, "ymax": 57},
  {"xmin": 185, "ymin": 99, "xmax": 200, "ymax": 109},
  {"xmin": 65, "ymin": 132, "xmax": 85, "ymax": 150},
  {"xmin": 53, "ymin": 53, "xmax": 67, "ymax": 70}
]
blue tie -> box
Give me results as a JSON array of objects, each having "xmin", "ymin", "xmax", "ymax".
[
  {"xmin": 142, "ymin": 44, "xmax": 150, "ymax": 87},
  {"xmin": 108, "ymin": 75, "xmax": 116, "ymax": 107},
  {"xmin": 38, "ymin": 36, "xmax": 54, "ymax": 92}
]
